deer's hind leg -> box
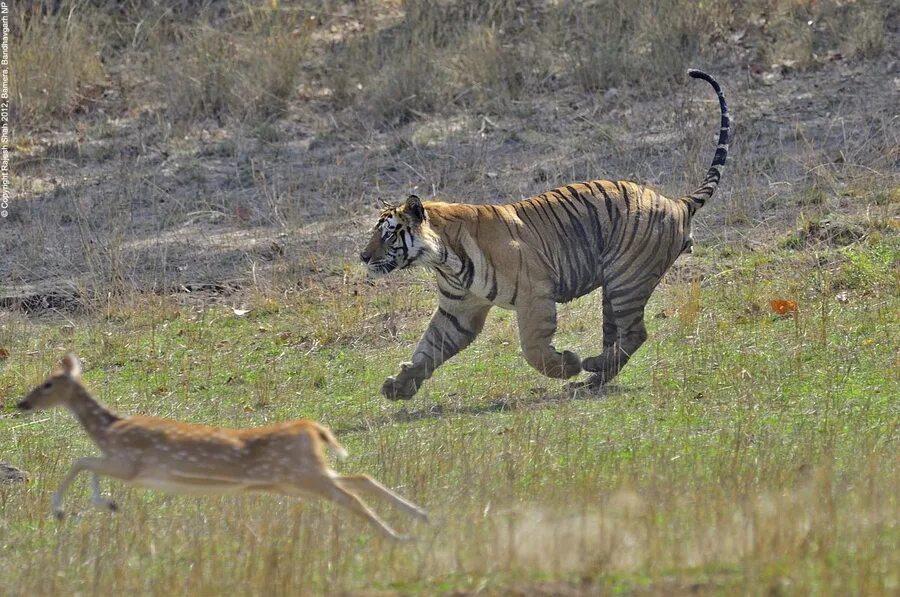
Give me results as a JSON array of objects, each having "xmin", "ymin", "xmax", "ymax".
[
  {"xmin": 334, "ymin": 474, "xmax": 428, "ymax": 521},
  {"xmin": 282, "ymin": 475, "xmax": 409, "ymax": 542}
]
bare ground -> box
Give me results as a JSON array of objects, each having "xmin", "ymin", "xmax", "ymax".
[{"xmin": 3, "ymin": 5, "xmax": 898, "ymax": 311}]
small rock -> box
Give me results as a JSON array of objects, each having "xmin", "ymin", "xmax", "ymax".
[
  {"xmin": 1, "ymin": 462, "xmax": 28, "ymax": 484},
  {"xmin": 761, "ymin": 71, "xmax": 782, "ymax": 85}
]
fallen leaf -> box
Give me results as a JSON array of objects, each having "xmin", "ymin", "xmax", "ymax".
[
  {"xmin": 770, "ymin": 299, "xmax": 798, "ymax": 316},
  {"xmin": 0, "ymin": 348, "xmax": 9, "ymax": 360}
]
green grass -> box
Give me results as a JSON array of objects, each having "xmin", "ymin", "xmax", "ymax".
[{"xmin": 1, "ymin": 237, "xmax": 898, "ymax": 595}]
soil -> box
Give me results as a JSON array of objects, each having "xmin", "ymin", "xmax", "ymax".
[{"xmin": 3, "ymin": 11, "xmax": 898, "ymax": 312}]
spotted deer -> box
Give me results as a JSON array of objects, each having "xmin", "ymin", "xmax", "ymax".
[{"xmin": 16, "ymin": 354, "xmax": 428, "ymax": 541}]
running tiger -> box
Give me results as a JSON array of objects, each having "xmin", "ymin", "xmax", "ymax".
[{"xmin": 360, "ymin": 69, "xmax": 730, "ymax": 400}]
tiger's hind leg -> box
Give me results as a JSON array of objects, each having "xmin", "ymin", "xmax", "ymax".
[
  {"xmin": 516, "ymin": 296, "xmax": 582, "ymax": 379},
  {"xmin": 601, "ymin": 293, "xmax": 618, "ymax": 349},
  {"xmin": 582, "ymin": 285, "xmax": 652, "ymax": 386}
]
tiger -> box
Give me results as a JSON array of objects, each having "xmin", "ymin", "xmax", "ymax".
[{"xmin": 359, "ymin": 69, "xmax": 730, "ymax": 400}]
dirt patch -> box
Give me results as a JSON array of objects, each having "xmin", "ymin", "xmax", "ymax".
[{"xmin": 3, "ymin": 3, "xmax": 898, "ymax": 307}]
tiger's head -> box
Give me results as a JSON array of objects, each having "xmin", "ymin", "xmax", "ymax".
[{"xmin": 360, "ymin": 195, "xmax": 438, "ymax": 275}]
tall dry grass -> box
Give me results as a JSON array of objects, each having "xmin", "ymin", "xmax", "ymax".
[
  {"xmin": 11, "ymin": 0, "xmax": 894, "ymax": 129},
  {"xmin": 150, "ymin": 16, "xmax": 311, "ymax": 124},
  {"xmin": 325, "ymin": 0, "xmax": 893, "ymax": 124},
  {"xmin": 10, "ymin": 6, "xmax": 107, "ymax": 129}
]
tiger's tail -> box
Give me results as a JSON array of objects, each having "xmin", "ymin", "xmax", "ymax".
[{"xmin": 681, "ymin": 69, "xmax": 731, "ymax": 215}]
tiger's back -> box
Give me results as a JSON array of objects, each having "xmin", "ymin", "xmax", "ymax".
[{"xmin": 498, "ymin": 179, "xmax": 691, "ymax": 304}]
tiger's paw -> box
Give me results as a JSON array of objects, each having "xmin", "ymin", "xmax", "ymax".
[
  {"xmin": 586, "ymin": 372, "xmax": 611, "ymax": 388},
  {"xmin": 382, "ymin": 375, "xmax": 419, "ymax": 401},
  {"xmin": 561, "ymin": 350, "xmax": 582, "ymax": 378},
  {"xmin": 581, "ymin": 356, "xmax": 603, "ymax": 373}
]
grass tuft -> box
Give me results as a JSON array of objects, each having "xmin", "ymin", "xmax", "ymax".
[
  {"xmin": 1, "ymin": 240, "xmax": 897, "ymax": 594},
  {"xmin": 11, "ymin": 8, "xmax": 107, "ymax": 129}
]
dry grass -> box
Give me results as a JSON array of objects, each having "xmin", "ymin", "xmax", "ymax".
[
  {"xmin": 151, "ymin": 17, "xmax": 311, "ymax": 124},
  {"xmin": 10, "ymin": 7, "xmax": 107, "ymax": 129},
  {"xmin": 5, "ymin": 0, "xmax": 897, "ymax": 323},
  {"xmin": 1, "ymin": 239, "xmax": 898, "ymax": 594},
  {"xmin": 6, "ymin": 1, "xmax": 896, "ymax": 302},
  {"xmin": 2, "ymin": 0, "xmax": 899, "ymax": 593}
]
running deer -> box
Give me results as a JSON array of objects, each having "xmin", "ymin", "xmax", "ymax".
[{"xmin": 16, "ymin": 354, "xmax": 428, "ymax": 541}]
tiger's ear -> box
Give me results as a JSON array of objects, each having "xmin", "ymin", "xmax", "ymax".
[{"xmin": 405, "ymin": 195, "xmax": 426, "ymax": 223}]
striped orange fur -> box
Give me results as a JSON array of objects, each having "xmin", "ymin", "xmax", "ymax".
[{"xmin": 360, "ymin": 69, "xmax": 731, "ymax": 399}]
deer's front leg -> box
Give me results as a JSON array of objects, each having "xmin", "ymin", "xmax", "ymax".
[
  {"xmin": 89, "ymin": 473, "xmax": 118, "ymax": 512},
  {"xmin": 383, "ymin": 296, "xmax": 491, "ymax": 400},
  {"xmin": 53, "ymin": 457, "xmax": 134, "ymax": 519}
]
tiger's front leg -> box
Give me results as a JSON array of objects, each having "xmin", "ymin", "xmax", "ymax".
[
  {"xmin": 516, "ymin": 296, "xmax": 582, "ymax": 379},
  {"xmin": 383, "ymin": 296, "xmax": 491, "ymax": 400}
]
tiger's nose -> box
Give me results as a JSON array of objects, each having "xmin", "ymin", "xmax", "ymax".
[{"xmin": 359, "ymin": 250, "xmax": 371, "ymax": 264}]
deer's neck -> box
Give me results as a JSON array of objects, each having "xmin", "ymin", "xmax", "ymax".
[{"xmin": 68, "ymin": 386, "xmax": 121, "ymax": 445}]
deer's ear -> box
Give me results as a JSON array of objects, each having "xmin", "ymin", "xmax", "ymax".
[
  {"xmin": 405, "ymin": 195, "xmax": 426, "ymax": 223},
  {"xmin": 61, "ymin": 353, "xmax": 82, "ymax": 378}
]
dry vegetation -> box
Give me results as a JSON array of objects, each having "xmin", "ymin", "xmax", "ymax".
[
  {"xmin": 1, "ymin": 0, "xmax": 898, "ymax": 595},
  {"xmin": 4, "ymin": 0, "xmax": 897, "ymax": 304}
]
